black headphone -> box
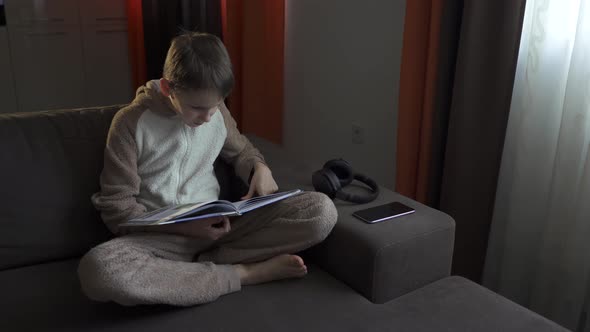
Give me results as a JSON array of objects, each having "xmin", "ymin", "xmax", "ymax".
[{"xmin": 312, "ymin": 159, "xmax": 379, "ymax": 204}]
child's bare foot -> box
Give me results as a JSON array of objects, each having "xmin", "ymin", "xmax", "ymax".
[{"xmin": 235, "ymin": 254, "xmax": 307, "ymax": 285}]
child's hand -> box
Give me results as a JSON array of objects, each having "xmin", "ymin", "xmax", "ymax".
[{"xmin": 241, "ymin": 162, "xmax": 279, "ymax": 200}]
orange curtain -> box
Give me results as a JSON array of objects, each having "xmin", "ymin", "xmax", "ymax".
[
  {"xmin": 126, "ymin": 0, "xmax": 147, "ymax": 90},
  {"xmin": 221, "ymin": 0, "xmax": 285, "ymax": 144},
  {"xmin": 396, "ymin": 0, "xmax": 443, "ymax": 202}
]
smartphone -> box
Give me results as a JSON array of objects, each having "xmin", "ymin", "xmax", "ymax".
[{"xmin": 352, "ymin": 202, "xmax": 415, "ymax": 224}]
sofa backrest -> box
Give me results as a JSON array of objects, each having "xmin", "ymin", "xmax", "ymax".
[{"xmin": 0, "ymin": 106, "xmax": 246, "ymax": 271}]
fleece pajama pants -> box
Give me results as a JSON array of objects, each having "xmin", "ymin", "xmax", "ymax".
[{"xmin": 77, "ymin": 192, "xmax": 337, "ymax": 306}]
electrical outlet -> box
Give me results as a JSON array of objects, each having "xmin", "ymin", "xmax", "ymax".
[{"xmin": 352, "ymin": 124, "xmax": 364, "ymax": 144}]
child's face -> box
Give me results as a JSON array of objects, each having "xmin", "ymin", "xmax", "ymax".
[{"xmin": 161, "ymin": 79, "xmax": 223, "ymax": 128}]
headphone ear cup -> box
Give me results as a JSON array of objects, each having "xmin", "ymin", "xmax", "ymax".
[
  {"xmin": 325, "ymin": 169, "xmax": 342, "ymax": 193},
  {"xmin": 312, "ymin": 169, "xmax": 341, "ymax": 198},
  {"xmin": 323, "ymin": 159, "xmax": 354, "ymax": 187}
]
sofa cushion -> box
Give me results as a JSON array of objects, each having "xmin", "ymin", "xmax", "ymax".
[
  {"xmin": 0, "ymin": 107, "xmax": 120, "ymax": 270},
  {"xmin": 0, "ymin": 259, "xmax": 393, "ymax": 332},
  {"xmin": 381, "ymin": 276, "xmax": 569, "ymax": 332},
  {"xmin": 0, "ymin": 259, "xmax": 569, "ymax": 332}
]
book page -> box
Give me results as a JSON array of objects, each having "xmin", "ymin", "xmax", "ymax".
[
  {"xmin": 162, "ymin": 210, "xmax": 239, "ymax": 224},
  {"xmin": 128, "ymin": 199, "xmax": 224, "ymax": 224},
  {"xmin": 121, "ymin": 190, "xmax": 303, "ymax": 227},
  {"xmin": 129, "ymin": 203, "xmax": 199, "ymax": 223},
  {"xmin": 234, "ymin": 189, "xmax": 303, "ymax": 213},
  {"xmin": 178, "ymin": 203, "xmax": 237, "ymax": 218}
]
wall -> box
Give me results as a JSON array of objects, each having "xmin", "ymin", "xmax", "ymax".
[{"xmin": 283, "ymin": 0, "xmax": 406, "ymax": 190}]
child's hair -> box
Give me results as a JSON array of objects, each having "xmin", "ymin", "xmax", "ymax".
[{"xmin": 163, "ymin": 32, "xmax": 234, "ymax": 97}]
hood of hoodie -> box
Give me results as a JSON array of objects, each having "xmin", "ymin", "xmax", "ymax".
[{"xmin": 132, "ymin": 79, "xmax": 178, "ymax": 118}]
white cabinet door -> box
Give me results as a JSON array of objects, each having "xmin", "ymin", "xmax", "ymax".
[
  {"xmin": 4, "ymin": 0, "xmax": 133, "ymax": 110},
  {"xmin": 82, "ymin": 23, "xmax": 134, "ymax": 106},
  {"xmin": 0, "ymin": 27, "xmax": 18, "ymax": 113},
  {"xmin": 8, "ymin": 25, "xmax": 85, "ymax": 112},
  {"xmin": 4, "ymin": 0, "xmax": 79, "ymax": 26}
]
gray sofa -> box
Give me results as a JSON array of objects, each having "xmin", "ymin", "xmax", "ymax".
[{"xmin": 0, "ymin": 106, "xmax": 568, "ymax": 331}]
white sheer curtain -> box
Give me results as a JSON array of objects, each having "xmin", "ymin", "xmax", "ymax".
[{"xmin": 483, "ymin": 0, "xmax": 590, "ymax": 330}]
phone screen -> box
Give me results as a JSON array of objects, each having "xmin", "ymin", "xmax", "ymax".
[{"xmin": 352, "ymin": 202, "xmax": 415, "ymax": 224}]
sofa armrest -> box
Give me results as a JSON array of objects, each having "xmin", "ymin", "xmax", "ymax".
[
  {"xmin": 247, "ymin": 135, "xmax": 456, "ymax": 304},
  {"xmin": 304, "ymin": 191, "xmax": 455, "ymax": 304}
]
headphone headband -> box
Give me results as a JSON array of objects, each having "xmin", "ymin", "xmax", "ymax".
[
  {"xmin": 312, "ymin": 159, "xmax": 379, "ymax": 204},
  {"xmin": 335, "ymin": 173, "xmax": 379, "ymax": 204}
]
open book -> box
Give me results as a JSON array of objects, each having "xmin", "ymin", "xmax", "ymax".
[{"xmin": 120, "ymin": 189, "xmax": 303, "ymax": 226}]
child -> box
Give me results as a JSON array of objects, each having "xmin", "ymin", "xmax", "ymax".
[{"xmin": 78, "ymin": 32, "xmax": 338, "ymax": 306}]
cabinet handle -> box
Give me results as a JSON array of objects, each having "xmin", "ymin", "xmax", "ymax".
[
  {"xmin": 97, "ymin": 29, "xmax": 127, "ymax": 34},
  {"xmin": 96, "ymin": 17, "xmax": 126, "ymax": 22},
  {"xmin": 26, "ymin": 31, "xmax": 67, "ymax": 37}
]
